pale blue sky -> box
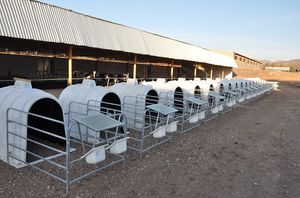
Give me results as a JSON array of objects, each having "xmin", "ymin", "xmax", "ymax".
[{"xmin": 41, "ymin": 0, "xmax": 300, "ymax": 61}]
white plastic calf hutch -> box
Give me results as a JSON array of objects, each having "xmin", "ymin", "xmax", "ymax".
[
  {"xmin": 0, "ymin": 80, "xmax": 66, "ymax": 168},
  {"xmin": 110, "ymin": 79, "xmax": 175, "ymax": 157},
  {"xmin": 59, "ymin": 79, "xmax": 124, "ymax": 138},
  {"xmin": 1, "ymin": 80, "xmax": 127, "ymax": 194}
]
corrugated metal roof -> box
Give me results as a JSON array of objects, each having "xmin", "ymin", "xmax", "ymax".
[{"xmin": 0, "ymin": 0, "xmax": 238, "ymax": 68}]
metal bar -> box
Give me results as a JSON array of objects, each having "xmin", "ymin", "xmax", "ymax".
[
  {"xmin": 7, "ymin": 144, "xmax": 66, "ymax": 170},
  {"xmin": 68, "ymin": 158, "xmax": 125, "ymax": 185},
  {"xmin": 7, "ymin": 108, "xmax": 65, "ymax": 125},
  {"xmin": 65, "ymin": 120, "xmax": 71, "ymax": 195},
  {"xmin": 8, "ymin": 121, "xmax": 66, "ymax": 141},
  {"xmin": 8, "ymin": 155, "xmax": 66, "ymax": 183},
  {"xmin": 7, "ymin": 131, "xmax": 65, "ymax": 154}
]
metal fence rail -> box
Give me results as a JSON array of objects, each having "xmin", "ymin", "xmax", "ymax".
[{"xmin": 7, "ymin": 101, "xmax": 128, "ymax": 194}]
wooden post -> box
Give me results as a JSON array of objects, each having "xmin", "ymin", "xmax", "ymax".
[
  {"xmin": 67, "ymin": 46, "xmax": 73, "ymax": 86},
  {"xmin": 194, "ymin": 64, "xmax": 197, "ymax": 79},
  {"xmin": 210, "ymin": 66, "xmax": 213, "ymax": 79},
  {"xmin": 170, "ymin": 60, "xmax": 174, "ymax": 80},
  {"xmin": 133, "ymin": 55, "xmax": 137, "ymax": 79},
  {"xmin": 222, "ymin": 68, "xmax": 225, "ymax": 79}
]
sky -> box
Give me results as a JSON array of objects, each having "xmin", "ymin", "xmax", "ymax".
[{"xmin": 40, "ymin": 0, "xmax": 300, "ymax": 61}]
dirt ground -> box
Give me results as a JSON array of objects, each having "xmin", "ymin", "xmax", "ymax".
[{"xmin": 1, "ymin": 82, "xmax": 300, "ymax": 198}]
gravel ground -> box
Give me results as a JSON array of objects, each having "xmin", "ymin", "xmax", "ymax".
[{"xmin": 1, "ymin": 83, "xmax": 300, "ymax": 198}]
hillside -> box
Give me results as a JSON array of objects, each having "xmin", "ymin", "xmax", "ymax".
[
  {"xmin": 233, "ymin": 68, "xmax": 300, "ymax": 83},
  {"xmin": 260, "ymin": 59, "xmax": 300, "ymax": 67}
]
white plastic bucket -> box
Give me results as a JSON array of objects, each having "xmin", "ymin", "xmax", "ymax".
[
  {"xmin": 246, "ymin": 95, "xmax": 252, "ymax": 100},
  {"xmin": 238, "ymin": 97, "xmax": 245, "ymax": 103},
  {"xmin": 152, "ymin": 126, "xmax": 166, "ymax": 138},
  {"xmin": 109, "ymin": 137, "xmax": 129, "ymax": 155},
  {"xmin": 232, "ymin": 100, "xmax": 236, "ymax": 105},
  {"xmin": 198, "ymin": 111, "xmax": 206, "ymax": 120},
  {"xmin": 211, "ymin": 107, "xmax": 219, "ymax": 114},
  {"xmin": 85, "ymin": 145, "xmax": 106, "ymax": 164},
  {"xmin": 226, "ymin": 101, "xmax": 233, "ymax": 107},
  {"xmin": 166, "ymin": 121, "xmax": 178, "ymax": 133},
  {"xmin": 189, "ymin": 114, "xmax": 199, "ymax": 123},
  {"xmin": 218, "ymin": 104, "xmax": 224, "ymax": 111}
]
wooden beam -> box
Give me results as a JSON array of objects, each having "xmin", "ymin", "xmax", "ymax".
[
  {"xmin": 67, "ymin": 47, "xmax": 73, "ymax": 86},
  {"xmin": 170, "ymin": 60, "xmax": 174, "ymax": 80},
  {"xmin": 210, "ymin": 66, "xmax": 213, "ymax": 79},
  {"xmin": 222, "ymin": 68, "xmax": 225, "ymax": 79},
  {"xmin": 0, "ymin": 49, "xmax": 182, "ymax": 67},
  {"xmin": 133, "ymin": 55, "xmax": 137, "ymax": 79},
  {"xmin": 193, "ymin": 64, "xmax": 197, "ymax": 79}
]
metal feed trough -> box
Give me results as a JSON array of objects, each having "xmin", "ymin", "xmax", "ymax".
[
  {"xmin": 1, "ymin": 80, "xmax": 128, "ymax": 194},
  {"xmin": 144, "ymin": 78, "xmax": 208, "ymax": 133},
  {"xmin": 110, "ymin": 79, "xmax": 177, "ymax": 158}
]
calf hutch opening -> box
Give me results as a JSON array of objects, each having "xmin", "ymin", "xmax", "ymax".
[
  {"xmin": 174, "ymin": 87, "xmax": 184, "ymax": 110},
  {"xmin": 194, "ymin": 85, "xmax": 201, "ymax": 98},
  {"xmin": 209, "ymin": 84, "xmax": 214, "ymax": 91},
  {"xmin": 0, "ymin": 80, "xmax": 66, "ymax": 168},
  {"xmin": 27, "ymin": 98, "xmax": 65, "ymax": 162},
  {"xmin": 100, "ymin": 92, "xmax": 121, "ymax": 114},
  {"xmin": 145, "ymin": 89, "xmax": 159, "ymax": 106},
  {"xmin": 219, "ymin": 84, "xmax": 224, "ymax": 94}
]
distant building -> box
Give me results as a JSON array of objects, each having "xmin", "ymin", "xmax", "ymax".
[
  {"xmin": 265, "ymin": 66, "xmax": 290, "ymax": 72},
  {"xmin": 291, "ymin": 66, "xmax": 300, "ymax": 72},
  {"xmin": 212, "ymin": 50, "xmax": 262, "ymax": 69}
]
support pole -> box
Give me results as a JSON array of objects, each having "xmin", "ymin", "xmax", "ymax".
[
  {"xmin": 133, "ymin": 55, "xmax": 137, "ymax": 79},
  {"xmin": 194, "ymin": 64, "xmax": 197, "ymax": 79},
  {"xmin": 67, "ymin": 46, "xmax": 73, "ymax": 86},
  {"xmin": 222, "ymin": 68, "xmax": 225, "ymax": 79},
  {"xmin": 170, "ymin": 60, "xmax": 174, "ymax": 80},
  {"xmin": 210, "ymin": 66, "xmax": 213, "ymax": 79}
]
